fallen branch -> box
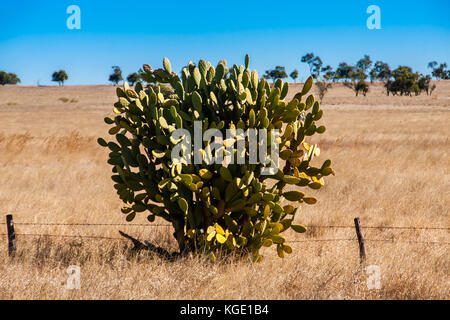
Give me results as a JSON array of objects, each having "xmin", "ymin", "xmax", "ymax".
[{"xmin": 119, "ymin": 230, "xmax": 178, "ymax": 261}]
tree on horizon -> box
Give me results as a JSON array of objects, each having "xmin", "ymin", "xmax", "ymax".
[
  {"xmin": 7, "ymin": 73, "xmax": 21, "ymax": 85},
  {"xmin": 301, "ymin": 53, "xmax": 334, "ymax": 102},
  {"xmin": 263, "ymin": 66, "xmax": 288, "ymax": 82},
  {"xmin": 289, "ymin": 69, "xmax": 299, "ymax": 82},
  {"xmin": 301, "ymin": 52, "xmax": 323, "ymax": 78},
  {"xmin": 428, "ymin": 61, "xmax": 449, "ymax": 80},
  {"xmin": 356, "ymin": 55, "xmax": 373, "ymax": 75},
  {"xmin": 126, "ymin": 72, "xmax": 141, "ymax": 85},
  {"xmin": 109, "ymin": 66, "xmax": 123, "ymax": 85},
  {"xmin": 343, "ymin": 60, "xmax": 370, "ymax": 96},
  {"xmin": 0, "ymin": 71, "xmax": 21, "ymax": 85},
  {"xmin": 51, "ymin": 70, "xmax": 68, "ymax": 86}
]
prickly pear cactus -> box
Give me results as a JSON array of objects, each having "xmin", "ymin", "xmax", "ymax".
[{"xmin": 98, "ymin": 55, "xmax": 334, "ymax": 261}]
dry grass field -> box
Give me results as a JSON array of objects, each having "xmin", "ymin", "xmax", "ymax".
[{"xmin": 0, "ymin": 81, "xmax": 448, "ymax": 299}]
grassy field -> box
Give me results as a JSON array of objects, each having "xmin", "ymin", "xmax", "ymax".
[{"xmin": 0, "ymin": 81, "xmax": 448, "ymax": 299}]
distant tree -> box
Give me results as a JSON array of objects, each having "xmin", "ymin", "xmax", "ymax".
[
  {"xmin": 301, "ymin": 52, "xmax": 323, "ymax": 78},
  {"xmin": 369, "ymin": 69, "xmax": 377, "ymax": 83},
  {"xmin": 385, "ymin": 66, "xmax": 419, "ymax": 96},
  {"xmin": 300, "ymin": 53, "xmax": 314, "ymax": 69},
  {"xmin": 427, "ymin": 61, "xmax": 438, "ymax": 72},
  {"xmin": 0, "ymin": 71, "xmax": 21, "ymax": 85},
  {"xmin": 428, "ymin": 62, "xmax": 449, "ymax": 80},
  {"xmin": 310, "ymin": 56, "xmax": 323, "ymax": 77},
  {"xmin": 334, "ymin": 62, "xmax": 353, "ymax": 82},
  {"xmin": 0, "ymin": 71, "xmax": 10, "ymax": 85},
  {"xmin": 349, "ymin": 67, "xmax": 368, "ymax": 81},
  {"xmin": 356, "ymin": 55, "xmax": 372, "ymax": 74},
  {"xmin": 354, "ymin": 80, "xmax": 369, "ymax": 96},
  {"xmin": 7, "ymin": 73, "xmax": 20, "ymax": 84},
  {"xmin": 263, "ymin": 66, "xmax": 288, "ymax": 82},
  {"xmin": 301, "ymin": 54, "xmax": 335, "ymax": 101},
  {"xmin": 343, "ymin": 66, "xmax": 369, "ymax": 96},
  {"xmin": 137, "ymin": 67, "xmax": 146, "ymax": 81},
  {"xmin": 52, "ymin": 70, "xmax": 68, "ymax": 86},
  {"xmin": 298, "ymin": 55, "xmax": 330, "ymax": 102},
  {"xmin": 369, "ymin": 61, "xmax": 391, "ymax": 83},
  {"xmin": 320, "ymin": 65, "xmax": 335, "ymax": 81},
  {"xmin": 417, "ymin": 74, "xmax": 431, "ymax": 95},
  {"xmin": 312, "ymin": 64, "xmax": 334, "ymax": 103},
  {"xmin": 290, "ymin": 69, "xmax": 299, "ymax": 82},
  {"xmin": 430, "ymin": 83, "xmax": 437, "ymax": 95},
  {"xmin": 126, "ymin": 72, "xmax": 141, "ymax": 85},
  {"xmin": 393, "ymin": 66, "xmax": 418, "ymax": 94},
  {"xmin": 109, "ymin": 66, "xmax": 123, "ymax": 85},
  {"xmin": 315, "ymin": 81, "xmax": 332, "ymax": 102},
  {"xmin": 344, "ymin": 79, "xmax": 369, "ymax": 96}
]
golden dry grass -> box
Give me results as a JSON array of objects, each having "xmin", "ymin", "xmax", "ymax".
[{"xmin": 0, "ymin": 82, "xmax": 448, "ymax": 299}]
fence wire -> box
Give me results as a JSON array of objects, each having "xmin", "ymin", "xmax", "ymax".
[
  {"xmin": 1, "ymin": 221, "xmax": 449, "ymax": 230},
  {"xmin": 288, "ymin": 238, "xmax": 449, "ymax": 245},
  {"xmin": 1, "ymin": 219, "xmax": 449, "ymax": 245},
  {"xmin": 0, "ymin": 222, "xmax": 169, "ymax": 227},
  {"xmin": 0, "ymin": 234, "xmax": 448, "ymax": 245},
  {"xmin": 0, "ymin": 233, "xmax": 126, "ymax": 241}
]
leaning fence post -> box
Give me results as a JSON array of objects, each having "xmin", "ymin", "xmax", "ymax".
[
  {"xmin": 354, "ymin": 217, "xmax": 366, "ymax": 263},
  {"xmin": 6, "ymin": 214, "xmax": 16, "ymax": 256}
]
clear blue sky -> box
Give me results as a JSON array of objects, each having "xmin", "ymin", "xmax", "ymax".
[{"xmin": 1, "ymin": 0, "xmax": 449, "ymax": 85}]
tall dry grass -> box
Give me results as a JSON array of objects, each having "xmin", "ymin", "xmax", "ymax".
[{"xmin": 0, "ymin": 83, "xmax": 448, "ymax": 299}]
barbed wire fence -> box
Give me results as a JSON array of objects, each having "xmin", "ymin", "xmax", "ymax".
[
  {"xmin": 2, "ymin": 214, "xmax": 449, "ymax": 259},
  {"xmin": 2, "ymin": 221, "xmax": 449, "ymax": 230}
]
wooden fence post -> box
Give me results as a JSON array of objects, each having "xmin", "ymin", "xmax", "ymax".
[
  {"xmin": 6, "ymin": 214, "xmax": 16, "ymax": 256},
  {"xmin": 354, "ymin": 217, "xmax": 366, "ymax": 263}
]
